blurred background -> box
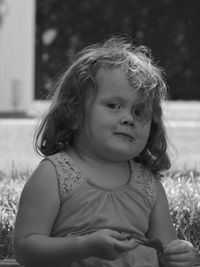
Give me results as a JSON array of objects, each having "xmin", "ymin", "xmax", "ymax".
[{"xmin": 0, "ymin": 0, "xmax": 200, "ymax": 171}]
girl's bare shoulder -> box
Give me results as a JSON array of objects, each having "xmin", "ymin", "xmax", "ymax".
[{"xmin": 21, "ymin": 159, "xmax": 60, "ymax": 202}]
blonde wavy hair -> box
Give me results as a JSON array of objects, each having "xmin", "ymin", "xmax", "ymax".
[{"xmin": 35, "ymin": 36, "xmax": 171, "ymax": 175}]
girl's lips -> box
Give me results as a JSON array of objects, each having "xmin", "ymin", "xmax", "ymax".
[{"xmin": 115, "ymin": 132, "xmax": 134, "ymax": 141}]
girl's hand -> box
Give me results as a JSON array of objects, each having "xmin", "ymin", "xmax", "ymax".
[
  {"xmin": 85, "ymin": 229, "xmax": 138, "ymax": 261},
  {"xmin": 161, "ymin": 239, "xmax": 195, "ymax": 267}
]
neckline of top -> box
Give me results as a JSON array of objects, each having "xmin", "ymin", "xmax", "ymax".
[{"xmin": 60, "ymin": 151, "xmax": 137, "ymax": 192}]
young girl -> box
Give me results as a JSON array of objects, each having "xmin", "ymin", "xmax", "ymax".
[{"xmin": 14, "ymin": 36, "xmax": 195, "ymax": 267}]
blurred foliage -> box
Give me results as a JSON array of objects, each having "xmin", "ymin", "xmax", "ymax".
[{"xmin": 35, "ymin": 0, "xmax": 200, "ymax": 100}]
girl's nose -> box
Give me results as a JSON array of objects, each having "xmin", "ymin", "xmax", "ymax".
[
  {"xmin": 120, "ymin": 113, "xmax": 135, "ymax": 127},
  {"xmin": 121, "ymin": 119, "xmax": 134, "ymax": 127}
]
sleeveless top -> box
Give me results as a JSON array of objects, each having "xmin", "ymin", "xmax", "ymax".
[{"xmin": 45, "ymin": 151, "xmax": 159, "ymax": 267}]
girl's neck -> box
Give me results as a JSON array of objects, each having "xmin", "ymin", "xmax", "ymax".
[
  {"xmin": 69, "ymin": 146, "xmax": 127, "ymax": 168},
  {"xmin": 68, "ymin": 146, "xmax": 130, "ymax": 189}
]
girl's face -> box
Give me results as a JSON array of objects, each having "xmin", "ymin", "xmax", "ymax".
[{"xmin": 74, "ymin": 68, "xmax": 152, "ymax": 162}]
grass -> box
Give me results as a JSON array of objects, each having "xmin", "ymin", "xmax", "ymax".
[
  {"xmin": 0, "ymin": 167, "xmax": 31, "ymax": 259},
  {"xmin": 0, "ymin": 166, "xmax": 200, "ymax": 260},
  {"xmin": 163, "ymin": 169, "xmax": 200, "ymax": 249}
]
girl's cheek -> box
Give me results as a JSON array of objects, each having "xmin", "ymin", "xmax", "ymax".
[{"xmin": 140, "ymin": 121, "xmax": 151, "ymax": 133}]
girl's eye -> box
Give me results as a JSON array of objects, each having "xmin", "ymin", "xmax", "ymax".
[
  {"xmin": 133, "ymin": 104, "xmax": 151, "ymax": 122},
  {"xmin": 107, "ymin": 103, "xmax": 121, "ymax": 110},
  {"xmin": 134, "ymin": 107, "xmax": 142, "ymax": 117}
]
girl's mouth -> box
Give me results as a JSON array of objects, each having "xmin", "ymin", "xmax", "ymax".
[{"xmin": 115, "ymin": 132, "xmax": 134, "ymax": 141}]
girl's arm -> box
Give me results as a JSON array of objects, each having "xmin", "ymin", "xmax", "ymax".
[
  {"xmin": 13, "ymin": 160, "xmax": 91, "ymax": 266},
  {"xmin": 147, "ymin": 179, "xmax": 195, "ymax": 267},
  {"xmin": 147, "ymin": 179, "xmax": 176, "ymax": 245},
  {"xmin": 14, "ymin": 160, "xmax": 138, "ymax": 266}
]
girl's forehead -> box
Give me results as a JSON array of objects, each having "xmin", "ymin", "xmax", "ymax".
[
  {"xmin": 96, "ymin": 68, "xmax": 128, "ymax": 90},
  {"xmin": 96, "ymin": 67, "xmax": 125, "ymax": 82},
  {"xmin": 95, "ymin": 67, "xmax": 140, "ymax": 100}
]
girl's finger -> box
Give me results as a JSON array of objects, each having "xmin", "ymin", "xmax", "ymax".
[
  {"xmin": 114, "ymin": 239, "xmax": 139, "ymax": 252},
  {"xmin": 163, "ymin": 260, "xmax": 193, "ymax": 267},
  {"xmin": 125, "ymin": 239, "xmax": 140, "ymax": 250},
  {"xmin": 109, "ymin": 230, "xmax": 129, "ymax": 240},
  {"xmin": 164, "ymin": 251, "xmax": 194, "ymax": 262},
  {"xmin": 164, "ymin": 243, "xmax": 194, "ymax": 255}
]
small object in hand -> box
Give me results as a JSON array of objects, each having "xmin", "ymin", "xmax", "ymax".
[
  {"xmin": 137, "ymin": 238, "xmax": 164, "ymax": 253},
  {"xmin": 126, "ymin": 235, "xmax": 164, "ymax": 253}
]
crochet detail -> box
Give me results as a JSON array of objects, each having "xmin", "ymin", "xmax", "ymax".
[
  {"xmin": 47, "ymin": 152, "xmax": 156, "ymax": 202},
  {"xmin": 130, "ymin": 161, "xmax": 156, "ymax": 202},
  {"xmin": 47, "ymin": 152, "xmax": 84, "ymax": 200}
]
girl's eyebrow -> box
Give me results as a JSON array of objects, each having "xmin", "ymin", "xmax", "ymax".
[
  {"xmin": 104, "ymin": 96, "xmax": 126, "ymax": 102},
  {"xmin": 102, "ymin": 95, "xmax": 140, "ymax": 105}
]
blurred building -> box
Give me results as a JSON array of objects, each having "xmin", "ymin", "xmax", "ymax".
[{"xmin": 0, "ymin": 0, "xmax": 35, "ymax": 116}]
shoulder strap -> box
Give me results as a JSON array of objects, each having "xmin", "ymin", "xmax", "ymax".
[
  {"xmin": 46, "ymin": 152, "xmax": 83, "ymax": 202},
  {"xmin": 130, "ymin": 160, "xmax": 157, "ymax": 205}
]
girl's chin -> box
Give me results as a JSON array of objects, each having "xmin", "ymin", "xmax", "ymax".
[{"xmin": 104, "ymin": 149, "xmax": 138, "ymax": 161}]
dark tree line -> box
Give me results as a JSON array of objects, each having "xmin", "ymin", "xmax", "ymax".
[{"xmin": 35, "ymin": 0, "xmax": 200, "ymax": 100}]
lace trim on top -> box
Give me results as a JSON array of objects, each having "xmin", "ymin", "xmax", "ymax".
[
  {"xmin": 47, "ymin": 152, "xmax": 156, "ymax": 203},
  {"xmin": 130, "ymin": 160, "xmax": 156, "ymax": 202},
  {"xmin": 47, "ymin": 152, "xmax": 84, "ymax": 198}
]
